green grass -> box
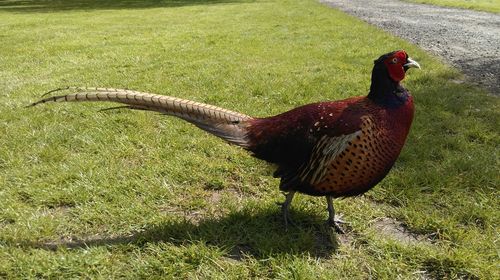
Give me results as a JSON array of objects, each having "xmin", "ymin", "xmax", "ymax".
[
  {"xmin": 1, "ymin": 0, "xmax": 499, "ymax": 278},
  {"xmin": 404, "ymin": 0, "xmax": 500, "ymax": 13}
]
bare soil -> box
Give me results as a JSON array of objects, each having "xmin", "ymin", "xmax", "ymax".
[
  {"xmin": 321, "ymin": 0, "xmax": 500, "ymax": 95},
  {"xmin": 372, "ymin": 217, "xmax": 429, "ymax": 244}
]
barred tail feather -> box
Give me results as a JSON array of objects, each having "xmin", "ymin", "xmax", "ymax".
[{"xmin": 29, "ymin": 87, "xmax": 253, "ymax": 147}]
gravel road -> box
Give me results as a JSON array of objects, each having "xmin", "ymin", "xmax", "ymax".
[{"xmin": 321, "ymin": 0, "xmax": 500, "ymax": 94}]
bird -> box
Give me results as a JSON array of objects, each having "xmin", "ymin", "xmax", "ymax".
[{"xmin": 29, "ymin": 50, "xmax": 420, "ymax": 233}]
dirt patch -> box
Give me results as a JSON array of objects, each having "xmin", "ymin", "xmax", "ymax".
[
  {"xmin": 23, "ymin": 205, "xmax": 74, "ymax": 226},
  {"xmin": 157, "ymin": 205, "xmax": 206, "ymax": 224},
  {"xmin": 39, "ymin": 233, "xmax": 136, "ymax": 250},
  {"xmin": 209, "ymin": 191, "xmax": 222, "ymax": 204},
  {"xmin": 321, "ymin": 0, "xmax": 500, "ymax": 95},
  {"xmin": 372, "ymin": 217, "xmax": 429, "ymax": 244}
]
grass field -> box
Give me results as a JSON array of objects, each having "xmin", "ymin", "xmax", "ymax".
[
  {"xmin": 404, "ymin": 0, "xmax": 500, "ymax": 13},
  {"xmin": 1, "ymin": 0, "xmax": 499, "ymax": 278}
]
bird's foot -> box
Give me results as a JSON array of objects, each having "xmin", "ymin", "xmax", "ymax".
[
  {"xmin": 277, "ymin": 191, "xmax": 296, "ymax": 231},
  {"xmin": 326, "ymin": 215, "xmax": 348, "ymax": 234},
  {"xmin": 283, "ymin": 208, "xmax": 296, "ymax": 231},
  {"xmin": 277, "ymin": 201, "xmax": 296, "ymax": 230}
]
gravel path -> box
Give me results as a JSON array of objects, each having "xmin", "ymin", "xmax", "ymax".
[{"xmin": 321, "ymin": 0, "xmax": 500, "ymax": 94}]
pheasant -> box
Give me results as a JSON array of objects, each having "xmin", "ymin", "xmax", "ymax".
[{"xmin": 30, "ymin": 50, "xmax": 420, "ymax": 233}]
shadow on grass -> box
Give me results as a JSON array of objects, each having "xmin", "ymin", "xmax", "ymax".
[
  {"xmin": 31, "ymin": 207, "xmax": 341, "ymax": 259},
  {"xmin": 0, "ymin": 0, "xmax": 254, "ymax": 13}
]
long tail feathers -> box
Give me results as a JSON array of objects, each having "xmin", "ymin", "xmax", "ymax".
[{"xmin": 29, "ymin": 87, "xmax": 253, "ymax": 147}]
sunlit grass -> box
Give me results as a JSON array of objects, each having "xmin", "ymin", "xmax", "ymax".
[
  {"xmin": 1, "ymin": 0, "xmax": 499, "ymax": 278},
  {"xmin": 404, "ymin": 0, "xmax": 500, "ymax": 13}
]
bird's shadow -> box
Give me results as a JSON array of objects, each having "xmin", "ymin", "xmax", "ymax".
[{"xmin": 31, "ymin": 207, "xmax": 342, "ymax": 259}]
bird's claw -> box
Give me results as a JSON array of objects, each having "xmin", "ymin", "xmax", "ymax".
[
  {"xmin": 331, "ymin": 213, "xmax": 345, "ymax": 224},
  {"xmin": 326, "ymin": 218, "xmax": 346, "ymax": 234},
  {"xmin": 326, "ymin": 214, "xmax": 348, "ymax": 234}
]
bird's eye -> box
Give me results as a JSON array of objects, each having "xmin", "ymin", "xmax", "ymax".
[{"xmin": 392, "ymin": 58, "xmax": 398, "ymax": 64}]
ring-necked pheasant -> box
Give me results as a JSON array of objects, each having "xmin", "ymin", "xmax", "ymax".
[{"xmin": 30, "ymin": 50, "xmax": 420, "ymax": 233}]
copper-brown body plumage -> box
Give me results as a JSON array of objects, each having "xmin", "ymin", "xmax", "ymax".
[{"xmin": 246, "ymin": 95, "xmax": 414, "ymax": 199}]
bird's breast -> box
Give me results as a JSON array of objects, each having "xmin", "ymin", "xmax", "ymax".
[{"xmin": 311, "ymin": 114, "xmax": 408, "ymax": 197}]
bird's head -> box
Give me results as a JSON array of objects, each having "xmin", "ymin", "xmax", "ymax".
[
  {"xmin": 368, "ymin": 50, "xmax": 420, "ymax": 105},
  {"xmin": 378, "ymin": 50, "xmax": 421, "ymax": 82}
]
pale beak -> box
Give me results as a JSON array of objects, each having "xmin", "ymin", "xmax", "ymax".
[{"xmin": 404, "ymin": 57, "xmax": 421, "ymax": 69}]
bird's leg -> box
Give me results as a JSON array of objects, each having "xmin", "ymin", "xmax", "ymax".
[
  {"xmin": 278, "ymin": 191, "xmax": 296, "ymax": 230},
  {"xmin": 326, "ymin": 196, "xmax": 345, "ymax": 234}
]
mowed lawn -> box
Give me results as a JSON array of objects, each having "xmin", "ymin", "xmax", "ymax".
[
  {"xmin": 1, "ymin": 0, "xmax": 498, "ymax": 278},
  {"xmin": 404, "ymin": 0, "xmax": 500, "ymax": 13}
]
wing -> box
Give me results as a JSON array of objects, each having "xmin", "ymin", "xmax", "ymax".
[
  {"xmin": 298, "ymin": 131, "xmax": 362, "ymax": 185},
  {"xmin": 279, "ymin": 130, "xmax": 362, "ymax": 192}
]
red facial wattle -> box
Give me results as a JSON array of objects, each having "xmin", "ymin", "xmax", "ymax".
[{"xmin": 384, "ymin": 51, "xmax": 408, "ymax": 82}]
